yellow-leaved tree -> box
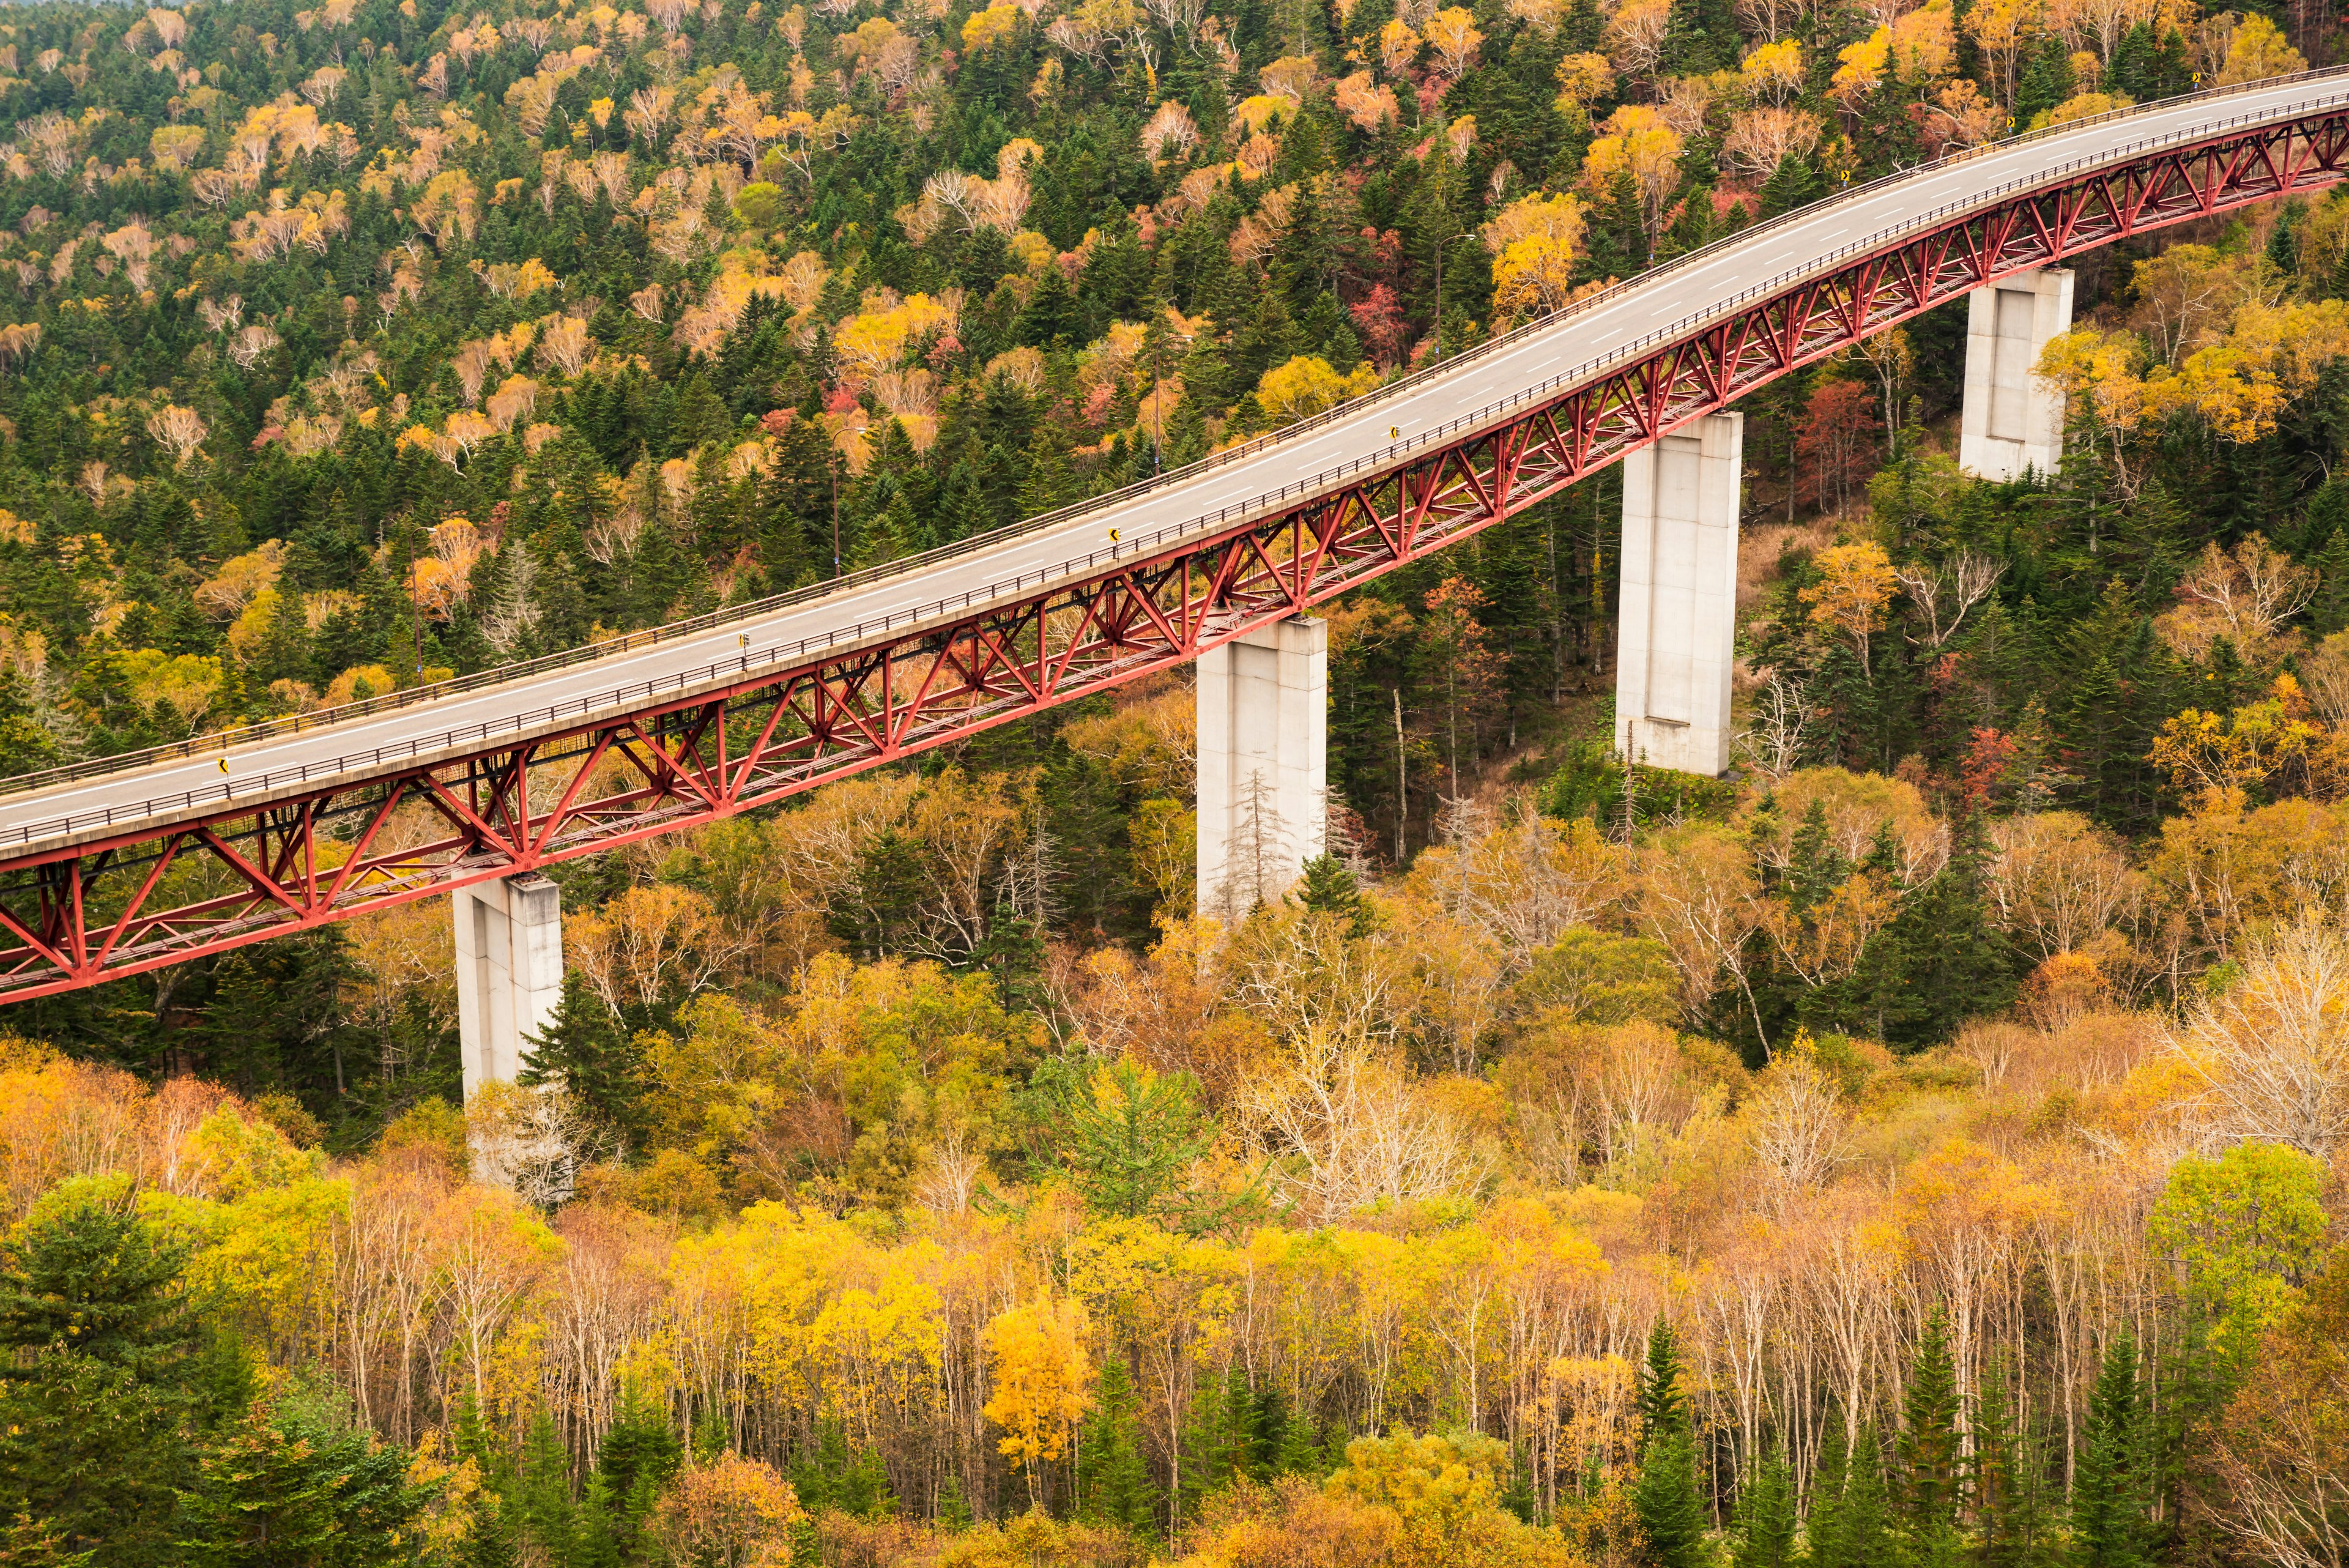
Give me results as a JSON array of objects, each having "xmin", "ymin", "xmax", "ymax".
[
  {"xmin": 1482, "ymin": 192, "xmax": 1589, "ymax": 323},
  {"xmin": 982, "ymin": 1296, "xmax": 1096, "ymax": 1506},
  {"xmin": 1579, "ymin": 106, "xmax": 1683, "ymax": 261},
  {"xmin": 1798, "ymin": 540, "xmax": 1899, "ymax": 677},
  {"xmin": 1255, "ymin": 355, "xmax": 1380, "ymax": 423}
]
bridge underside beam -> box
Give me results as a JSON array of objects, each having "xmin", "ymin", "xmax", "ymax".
[{"xmin": 0, "ymin": 111, "xmax": 2343, "ymax": 1000}]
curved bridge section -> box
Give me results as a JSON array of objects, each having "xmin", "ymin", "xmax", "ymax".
[{"xmin": 3, "ymin": 72, "xmax": 2348, "ymax": 1000}]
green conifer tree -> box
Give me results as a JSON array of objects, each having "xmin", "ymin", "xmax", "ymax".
[
  {"xmin": 1822, "ymin": 1429, "xmax": 1894, "ymax": 1568},
  {"xmin": 570, "ymin": 1472, "xmax": 623, "ymax": 1568},
  {"xmin": 1969, "ymin": 1356, "xmax": 2058, "ymax": 1568},
  {"xmin": 1078, "ymin": 1357, "xmax": 1159, "ymax": 1537},
  {"xmin": 1803, "ymin": 1426, "xmax": 1849, "ymax": 1568},
  {"xmin": 1295, "ymin": 853, "xmax": 1373, "ymax": 937},
  {"xmin": 1633, "ymin": 1321, "xmax": 1711, "ymax": 1568},
  {"xmin": 508, "ymin": 1410, "xmax": 576, "ymax": 1566},
  {"xmin": 1731, "ymin": 1449, "xmax": 1798, "ymax": 1568},
  {"xmin": 1273, "ymin": 1397, "xmax": 1324, "ymax": 1477},
  {"xmin": 519, "ymin": 972, "xmax": 645, "ymax": 1146},
  {"xmin": 177, "ymin": 1388, "xmax": 428, "ymax": 1567},
  {"xmin": 1898, "ymin": 1310, "xmax": 1965, "ymax": 1558},
  {"xmin": 593, "ymin": 1381, "xmax": 681, "ymax": 1551},
  {"xmin": 0, "ymin": 1180, "xmax": 215, "ymax": 1565},
  {"xmin": 2309, "ymin": 527, "xmax": 2349, "ymax": 635},
  {"xmin": 2071, "ymin": 1335, "xmax": 2156, "ymax": 1568}
]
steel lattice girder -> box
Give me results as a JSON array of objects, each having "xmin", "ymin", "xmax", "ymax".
[{"xmin": 1, "ymin": 110, "xmax": 2345, "ymax": 1001}]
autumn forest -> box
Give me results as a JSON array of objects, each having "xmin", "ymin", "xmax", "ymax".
[{"xmin": 3, "ymin": 0, "xmax": 2349, "ymax": 1562}]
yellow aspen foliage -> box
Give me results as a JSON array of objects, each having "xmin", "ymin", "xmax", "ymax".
[
  {"xmin": 960, "ymin": 1, "xmax": 1020, "ymax": 50},
  {"xmin": 2151, "ymin": 675, "xmax": 2323, "ymax": 808},
  {"xmin": 1378, "ymin": 18, "xmax": 1422, "ymax": 77},
  {"xmin": 2036, "ymin": 324, "xmax": 2148, "ymax": 488},
  {"xmin": 1740, "ymin": 38, "xmax": 1805, "ymax": 105},
  {"xmin": 1579, "ymin": 107, "xmax": 1684, "ymax": 253},
  {"xmin": 1422, "ymin": 7, "xmax": 1484, "ymax": 79},
  {"xmin": 1888, "ymin": 0, "xmax": 1961, "ymax": 83},
  {"xmin": 1831, "ymin": 29, "xmax": 1891, "ymax": 104},
  {"xmin": 648, "ymin": 1452, "xmax": 803, "ymax": 1568},
  {"xmin": 982, "ymin": 1297, "xmax": 1095, "ymax": 1482},
  {"xmin": 832, "ymin": 292, "xmax": 957, "ymax": 376},
  {"xmin": 1255, "ymin": 354, "xmax": 1381, "ymax": 422},
  {"xmin": 1798, "ymin": 540, "xmax": 1898, "ymax": 675},
  {"xmin": 1552, "ymin": 51, "xmax": 1616, "ymax": 127},
  {"xmin": 113, "ymin": 648, "xmax": 226, "ymax": 730},
  {"xmin": 2216, "ymin": 13, "xmax": 2306, "ymax": 84},
  {"xmin": 1482, "ymin": 192, "xmax": 1589, "ymax": 321},
  {"xmin": 2141, "ymin": 299, "xmax": 2349, "ymax": 445},
  {"xmin": 2033, "ymin": 89, "xmax": 2132, "ymax": 128}
]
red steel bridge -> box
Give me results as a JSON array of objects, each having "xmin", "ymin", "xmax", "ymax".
[{"xmin": 1, "ymin": 70, "xmax": 2347, "ymax": 1001}]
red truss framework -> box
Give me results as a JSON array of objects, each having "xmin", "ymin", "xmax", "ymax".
[{"xmin": 3, "ymin": 107, "xmax": 2347, "ymax": 1001}]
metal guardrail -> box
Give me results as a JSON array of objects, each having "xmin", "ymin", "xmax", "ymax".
[{"xmin": 4, "ymin": 69, "xmax": 2344, "ymax": 849}]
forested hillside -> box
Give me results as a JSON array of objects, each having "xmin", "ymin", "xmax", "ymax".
[{"xmin": 7, "ymin": 0, "xmax": 2349, "ymax": 1562}]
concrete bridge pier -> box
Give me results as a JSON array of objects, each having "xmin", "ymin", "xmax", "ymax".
[
  {"xmin": 1959, "ymin": 268, "xmax": 2073, "ymax": 481},
  {"xmin": 1196, "ymin": 616, "xmax": 1327, "ymax": 921},
  {"xmin": 453, "ymin": 872, "xmax": 563, "ymax": 1096},
  {"xmin": 1616, "ymin": 412, "xmax": 1743, "ymax": 777}
]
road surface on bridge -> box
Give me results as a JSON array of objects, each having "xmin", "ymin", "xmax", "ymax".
[{"xmin": 2, "ymin": 70, "xmax": 2340, "ymax": 850}]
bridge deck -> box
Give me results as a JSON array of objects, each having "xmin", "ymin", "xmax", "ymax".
[{"xmin": 3, "ymin": 72, "xmax": 2339, "ymax": 849}]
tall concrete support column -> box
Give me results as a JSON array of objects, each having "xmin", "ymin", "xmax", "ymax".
[
  {"xmin": 453, "ymin": 872, "xmax": 563, "ymax": 1098},
  {"xmin": 1197, "ymin": 616, "xmax": 1326, "ymax": 921},
  {"xmin": 1959, "ymin": 268, "xmax": 2073, "ymax": 481},
  {"xmin": 1617, "ymin": 412, "xmax": 1743, "ymax": 778}
]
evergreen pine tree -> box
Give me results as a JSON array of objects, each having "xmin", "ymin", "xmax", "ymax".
[
  {"xmin": 1499, "ymin": 1444, "xmax": 1540, "ymax": 1524},
  {"xmin": 0, "ymin": 1181, "xmax": 214, "ymax": 1564},
  {"xmin": 937, "ymin": 1467, "xmax": 974, "ymax": 1530},
  {"xmin": 508, "ymin": 1410, "xmax": 576, "ymax": 1566},
  {"xmin": 1223, "ymin": 1363, "xmax": 1263, "ymax": 1482},
  {"xmin": 519, "ymin": 972, "xmax": 645, "ymax": 1146},
  {"xmin": 453, "ymin": 1398, "xmax": 520, "ymax": 1568},
  {"xmin": 1633, "ymin": 1321, "xmax": 1710, "ymax": 1568},
  {"xmin": 1803, "ymin": 1425, "xmax": 1849, "ymax": 1568},
  {"xmin": 1759, "ymin": 152, "xmax": 1827, "ymax": 220},
  {"xmin": 1273, "ymin": 1397, "xmax": 1324, "ymax": 1477},
  {"xmin": 1863, "ymin": 811, "xmax": 2020, "ymax": 1049},
  {"xmin": 2268, "ymin": 199, "xmax": 2306, "ymax": 278},
  {"xmin": 177, "ymin": 1388, "xmax": 429, "ymax": 1568},
  {"xmin": 1295, "ymin": 852, "xmax": 1372, "ymax": 936},
  {"xmin": 1898, "ymin": 1311, "xmax": 1965, "ymax": 1567},
  {"xmin": 836, "ymin": 1441, "xmax": 897, "ymax": 1520},
  {"xmin": 594, "ymin": 1381, "xmax": 681, "ymax": 1550},
  {"xmin": 1020, "ymin": 266, "xmax": 1080, "ymax": 349},
  {"xmin": 2071, "ymin": 1335, "xmax": 2156, "ymax": 1568},
  {"xmin": 1969, "ymin": 1357, "xmax": 2058, "ymax": 1568},
  {"xmin": 790, "ymin": 1421, "xmax": 849, "ymax": 1519},
  {"xmin": 2309, "ymin": 526, "xmax": 2349, "ymax": 634},
  {"xmin": 1078, "ymin": 1357, "xmax": 1159, "ymax": 1537},
  {"xmin": 571, "ymin": 1472, "xmax": 623, "ymax": 1568},
  {"xmin": 2103, "ymin": 23, "xmax": 2159, "ymax": 100},
  {"xmin": 2014, "ymin": 39, "xmax": 2076, "ymax": 126},
  {"xmin": 1176, "ymin": 1372, "xmax": 1226, "ymax": 1521},
  {"xmin": 1731, "ymin": 1450, "xmax": 1798, "ymax": 1568},
  {"xmin": 1054, "ymin": 1061, "xmax": 1217, "ymax": 1228},
  {"xmin": 1823, "ymin": 1430, "xmax": 1894, "ymax": 1568}
]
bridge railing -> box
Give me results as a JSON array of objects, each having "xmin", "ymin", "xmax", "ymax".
[{"xmin": 3, "ymin": 67, "xmax": 2345, "ymax": 824}]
